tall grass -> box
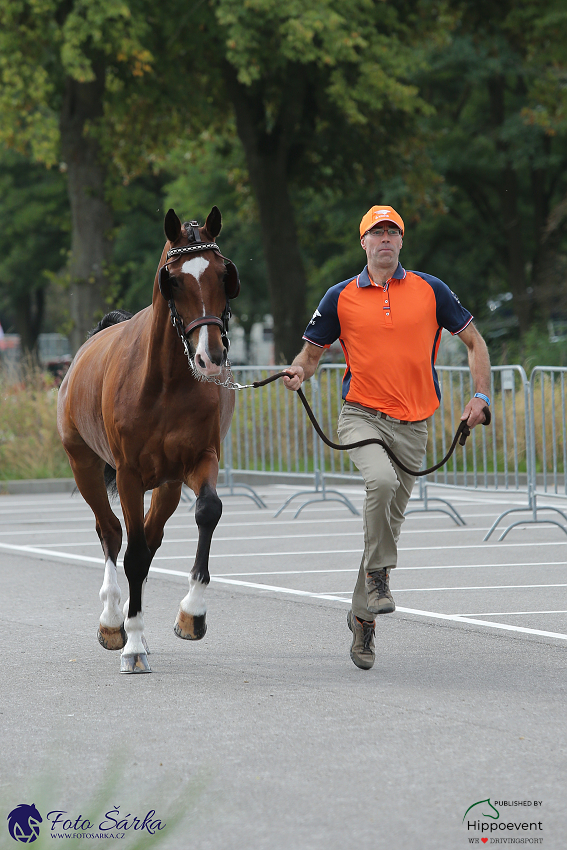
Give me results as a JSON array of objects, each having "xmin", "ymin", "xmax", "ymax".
[
  {"xmin": 1, "ymin": 360, "xmax": 565, "ymax": 485},
  {"xmin": 227, "ymin": 365, "xmax": 567, "ymax": 484},
  {"xmin": 0, "ymin": 361, "xmax": 71, "ymax": 480}
]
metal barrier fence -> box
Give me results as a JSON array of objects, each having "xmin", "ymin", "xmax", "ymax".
[
  {"xmin": 426, "ymin": 365, "xmax": 532, "ymax": 540},
  {"xmin": 219, "ymin": 363, "xmax": 567, "ymax": 537},
  {"xmin": 224, "ymin": 365, "xmax": 359, "ymax": 516}
]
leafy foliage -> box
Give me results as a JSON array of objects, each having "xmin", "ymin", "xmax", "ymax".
[
  {"xmin": 1, "ymin": 0, "xmax": 567, "ymax": 362},
  {"xmin": 0, "ymin": 147, "xmax": 70, "ymax": 347}
]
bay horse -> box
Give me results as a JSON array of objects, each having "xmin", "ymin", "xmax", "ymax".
[{"xmin": 57, "ymin": 207, "xmax": 240, "ymax": 673}]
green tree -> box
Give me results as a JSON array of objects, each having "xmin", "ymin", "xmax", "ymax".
[
  {"xmin": 413, "ymin": 0, "xmax": 567, "ymax": 339},
  {"xmin": 202, "ymin": 0, "xmax": 435, "ymax": 361},
  {"xmin": 164, "ymin": 131, "xmax": 270, "ymax": 344},
  {"xmin": 0, "ymin": 146, "xmax": 70, "ymax": 352},
  {"xmin": 0, "ymin": 0, "xmax": 153, "ymax": 351}
]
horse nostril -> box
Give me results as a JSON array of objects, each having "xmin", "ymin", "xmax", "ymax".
[{"xmin": 197, "ymin": 355, "xmax": 206, "ymax": 369}]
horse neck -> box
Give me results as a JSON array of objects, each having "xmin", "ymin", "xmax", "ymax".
[{"xmin": 143, "ymin": 284, "xmax": 197, "ymax": 391}]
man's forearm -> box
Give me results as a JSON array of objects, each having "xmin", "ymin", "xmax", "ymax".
[
  {"xmin": 467, "ymin": 336, "xmax": 491, "ymax": 397},
  {"xmin": 290, "ymin": 343, "xmax": 322, "ymax": 382},
  {"xmin": 283, "ymin": 341, "xmax": 324, "ymax": 391}
]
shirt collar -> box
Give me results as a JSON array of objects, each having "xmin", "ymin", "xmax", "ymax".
[{"xmin": 357, "ymin": 262, "xmax": 406, "ymax": 288}]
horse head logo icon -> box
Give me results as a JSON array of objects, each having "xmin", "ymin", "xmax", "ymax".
[
  {"xmin": 462, "ymin": 798, "xmax": 500, "ymax": 823},
  {"xmin": 7, "ymin": 804, "xmax": 42, "ymax": 843}
]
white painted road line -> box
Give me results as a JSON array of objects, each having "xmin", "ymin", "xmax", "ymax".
[
  {"xmin": 456, "ymin": 610, "xmax": 567, "ymax": 617},
  {"xmin": 2, "ymin": 541, "xmax": 565, "ymax": 641},
  {"xmin": 150, "ymin": 538, "xmax": 567, "ymax": 558},
  {"xmin": 1, "ymin": 541, "xmax": 565, "ymax": 574},
  {"xmin": 388, "ymin": 583, "xmax": 567, "ymax": 592}
]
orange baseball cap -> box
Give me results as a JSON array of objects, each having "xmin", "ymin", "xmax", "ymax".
[{"xmin": 360, "ymin": 205, "xmax": 404, "ymax": 237}]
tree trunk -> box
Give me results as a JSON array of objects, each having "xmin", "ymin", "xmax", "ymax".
[
  {"xmin": 531, "ymin": 191, "xmax": 567, "ymax": 320},
  {"xmin": 60, "ymin": 66, "xmax": 113, "ymax": 353},
  {"xmin": 14, "ymin": 289, "xmax": 44, "ymax": 358},
  {"xmin": 488, "ymin": 75, "xmax": 531, "ymax": 335},
  {"xmin": 224, "ymin": 72, "xmax": 307, "ymax": 364},
  {"xmin": 499, "ymin": 163, "xmax": 531, "ymax": 334}
]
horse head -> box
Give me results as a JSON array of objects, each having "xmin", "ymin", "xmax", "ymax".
[{"xmin": 158, "ymin": 207, "xmax": 240, "ymax": 378}]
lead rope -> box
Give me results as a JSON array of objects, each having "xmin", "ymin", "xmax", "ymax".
[{"xmin": 221, "ymin": 369, "xmax": 490, "ymax": 478}]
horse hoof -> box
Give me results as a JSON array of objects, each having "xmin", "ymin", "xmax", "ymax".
[
  {"xmin": 174, "ymin": 610, "xmax": 207, "ymax": 640},
  {"xmin": 120, "ymin": 653, "xmax": 151, "ymax": 673},
  {"xmin": 98, "ymin": 624, "xmax": 126, "ymax": 650}
]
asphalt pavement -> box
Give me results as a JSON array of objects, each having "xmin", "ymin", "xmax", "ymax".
[{"xmin": 1, "ymin": 483, "xmax": 566, "ymax": 849}]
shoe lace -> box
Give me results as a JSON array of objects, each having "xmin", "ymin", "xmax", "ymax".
[
  {"xmin": 360, "ymin": 619, "xmax": 375, "ymax": 651},
  {"xmin": 367, "ymin": 570, "xmax": 389, "ymax": 595}
]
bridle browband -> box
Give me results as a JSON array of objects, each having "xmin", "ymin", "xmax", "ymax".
[
  {"xmin": 165, "ymin": 241, "xmax": 219, "ymax": 259},
  {"xmin": 158, "ymin": 220, "xmax": 239, "ymax": 361}
]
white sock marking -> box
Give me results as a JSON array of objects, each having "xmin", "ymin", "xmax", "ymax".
[
  {"xmin": 99, "ymin": 558, "xmax": 123, "ymax": 628},
  {"xmin": 121, "ymin": 579, "xmax": 148, "ymax": 654},
  {"xmin": 122, "ymin": 613, "xmax": 146, "ymax": 656},
  {"xmin": 180, "ymin": 578, "xmax": 207, "ymax": 616}
]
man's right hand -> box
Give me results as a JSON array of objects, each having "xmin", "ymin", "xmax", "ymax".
[{"xmin": 282, "ymin": 366, "xmax": 305, "ymax": 391}]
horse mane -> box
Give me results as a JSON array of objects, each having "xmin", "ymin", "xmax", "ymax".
[{"xmin": 88, "ymin": 310, "xmax": 133, "ymax": 338}]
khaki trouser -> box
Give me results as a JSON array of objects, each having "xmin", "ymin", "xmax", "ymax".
[{"xmin": 337, "ymin": 404, "xmax": 429, "ymax": 621}]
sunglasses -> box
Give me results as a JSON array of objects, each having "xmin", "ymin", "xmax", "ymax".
[{"xmin": 365, "ymin": 227, "xmax": 401, "ymax": 237}]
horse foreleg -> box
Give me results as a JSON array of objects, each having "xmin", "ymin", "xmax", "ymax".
[
  {"xmin": 117, "ymin": 471, "xmax": 152, "ymax": 673},
  {"xmin": 144, "ymin": 481, "xmax": 183, "ymax": 557},
  {"xmin": 175, "ymin": 481, "xmax": 222, "ymax": 641}
]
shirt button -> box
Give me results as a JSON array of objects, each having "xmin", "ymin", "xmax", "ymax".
[
  {"xmin": 385, "ymin": 300, "xmax": 388, "ymax": 304},
  {"xmin": 386, "ymin": 312, "xmax": 390, "ymax": 316}
]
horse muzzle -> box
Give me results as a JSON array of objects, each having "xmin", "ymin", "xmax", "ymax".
[
  {"xmin": 184, "ymin": 315, "xmax": 225, "ymax": 337},
  {"xmin": 186, "ymin": 317, "xmax": 227, "ymax": 376}
]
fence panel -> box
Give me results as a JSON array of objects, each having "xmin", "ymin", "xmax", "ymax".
[
  {"xmin": 227, "ymin": 365, "xmax": 318, "ymax": 480},
  {"xmin": 530, "ymin": 367, "xmax": 567, "ymax": 499},
  {"xmin": 224, "ymin": 364, "xmax": 531, "ymax": 493},
  {"xmin": 426, "ymin": 365, "xmax": 531, "ymax": 493},
  {"xmin": 219, "ymin": 362, "xmax": 567, "ymax": 536}
]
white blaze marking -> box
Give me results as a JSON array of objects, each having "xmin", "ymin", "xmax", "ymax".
[
  {"xmin": 195, "ymin": 323, "xmax": 221, "ymax": 375},
  {"xmin": 99, "ymin": 558, "xmax": 123, "ymax": 628},
  {"xmin": 180, "ymin": 578, "xmax": 207, "ymax": 616},
  {"xmin": 181, "ymin": 257, "xmax": 209, "ymax": 283}
]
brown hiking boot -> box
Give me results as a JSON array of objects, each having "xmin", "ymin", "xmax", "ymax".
[
  {"xmin": 365, "ymin": 568, "xmax": 395, "ymax": 614},
  {"xmin": 347, "ymin": 610, "xmax": 375, "ymax": 670}
]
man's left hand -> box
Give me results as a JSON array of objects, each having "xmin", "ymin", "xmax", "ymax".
[{"xmin": 461, "ymin": 397, "xmax": 489, "ymax": 428}]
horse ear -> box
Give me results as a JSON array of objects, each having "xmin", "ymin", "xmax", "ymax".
[
  {"xmin": 164, "ymin": 209, "xmax": 182, "ymax": 243},
  {"xmin": 159, "ymin": 266, "xmax": 173, "ymax": 301},
  {"xmin": 205, "ymin": 206, "xmax": 222, "ymax": 239},
  {"xmin": 224, "ymin": 260, "xmax": 240, "ymax": 299}
]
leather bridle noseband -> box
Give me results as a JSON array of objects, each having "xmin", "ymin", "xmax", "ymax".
[{"xmin": 158, "ymin": 221, "xmax": 240, "ymax": 359}]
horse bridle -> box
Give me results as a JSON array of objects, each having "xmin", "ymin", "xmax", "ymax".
[{"xmin": 158, "ymin": 220, "xmax": 240, "ymax": 356}]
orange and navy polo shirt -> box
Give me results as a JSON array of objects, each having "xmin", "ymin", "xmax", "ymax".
[{"xmin": 302, "ymin": 263, "xmax": 473, "ymax": 422}]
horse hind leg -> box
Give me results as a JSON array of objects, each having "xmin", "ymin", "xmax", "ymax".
[
  {"xmin": 175, "ymin": 482, "xmax": 222, "ymax": 641},
  {"xmin": 65, "ymin": 446, "xmax": 125, "ymax": 650},
  {"xmin": 120, "ymin": 577, "xmax": 151, "ymax": 673},
  {"xmin": 127, "ymin": 481, "xmax": 183, "ymax": 657},
  {"xmin": 98, "ymin": 554, "xmax": 126, "ymax": 651},
  {"xmin": 121, "ymin": 582, "xmax": 150, "ymax": 655},
  {"xmin": 117, "ymin": 469, "xmax": 154, "ymax": 673}
]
